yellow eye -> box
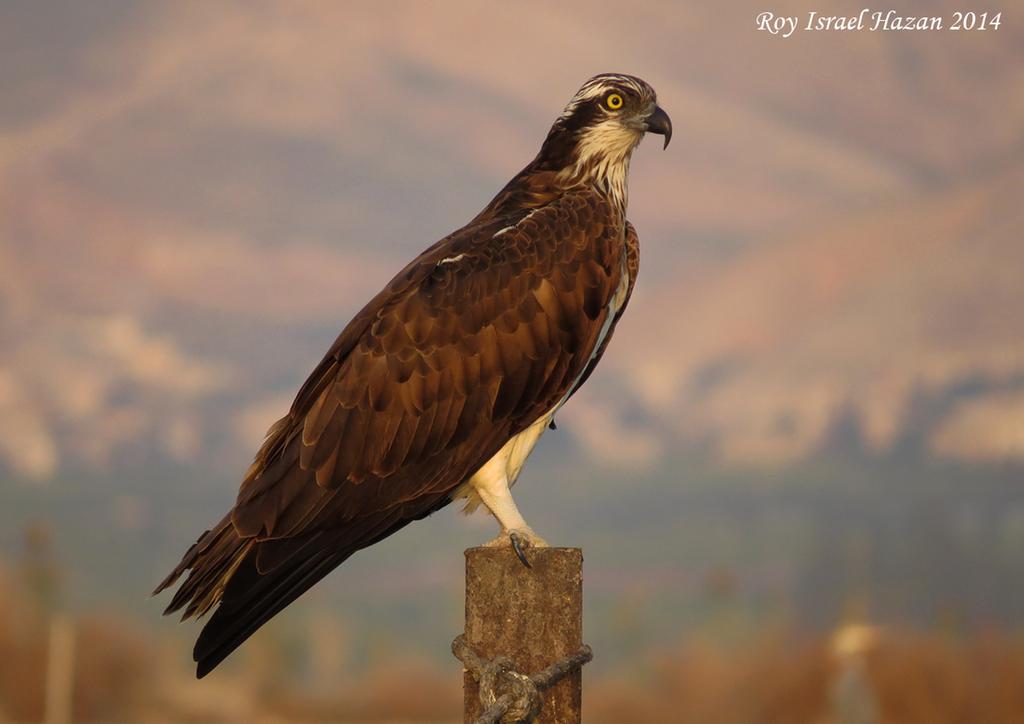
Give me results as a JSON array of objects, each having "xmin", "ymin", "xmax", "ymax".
[{"xmin": 605, "ymin": 93, "xmax": 624, "ymax": 110}]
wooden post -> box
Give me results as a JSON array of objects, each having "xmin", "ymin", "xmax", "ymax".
[
  {"xmin": 44, "ymin": 613, "xmax": 74, "ymax": 724},
  {"xmin": 462, "ymin": 547, "xmax": 584, "ymax": 723}
]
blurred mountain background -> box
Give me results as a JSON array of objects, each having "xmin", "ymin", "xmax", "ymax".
[{"xmin": 1, "ymin": 1, "xmax": 1023, "ymax": 721}]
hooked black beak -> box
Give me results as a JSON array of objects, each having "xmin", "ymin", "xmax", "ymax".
[{"xmin": 645, "ymin": 106, "xmax": 672, "ymax": 149}]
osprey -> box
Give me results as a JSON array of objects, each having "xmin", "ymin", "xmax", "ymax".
[{"xmin": 155, "ymin": 72, "xmax": 671, "ymax": 677}]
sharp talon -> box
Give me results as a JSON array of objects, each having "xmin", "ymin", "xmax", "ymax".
[
  {"xmin": 548, "ymin": 419, "xmax": 557, "ymax": 430},
  {"xmin": 509, "ymin": 531, "xmax": 532, "ymax": 569}
]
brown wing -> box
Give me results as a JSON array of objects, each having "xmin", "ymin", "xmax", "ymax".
[
  {"xmin": 563, "ymin": 219, "xmax": 639, "ymax": 401},
  {"xmin": 155, "ymin": 189, "xmax": 630, "ymax": 676}
]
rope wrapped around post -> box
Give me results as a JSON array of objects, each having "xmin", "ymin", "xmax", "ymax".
[{"xmin": 452, "ymin": 634, "xmax": 593, "ymax": 724}]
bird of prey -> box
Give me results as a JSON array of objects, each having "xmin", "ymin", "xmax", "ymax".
[{"xmin": 155, "ymin": 72, "xmax": 671, "ymax": 677}]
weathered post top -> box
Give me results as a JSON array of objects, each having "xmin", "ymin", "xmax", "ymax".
[{"xmin": 460, "ymin": 547, "xmax": 586, "ymax": 723}]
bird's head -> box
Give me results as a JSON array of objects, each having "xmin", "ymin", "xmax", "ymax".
[{"xmin": 537, "ymin": 73, "xmax": 671, "ymax": 203}]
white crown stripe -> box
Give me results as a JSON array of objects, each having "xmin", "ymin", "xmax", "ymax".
[{"xmin": 558, "ymin": 74, "xmax": 655, "ymax": 119}]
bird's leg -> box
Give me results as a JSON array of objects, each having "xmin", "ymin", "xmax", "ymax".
[{"xmin": 474, "ymin": 474, "xmax": 547, "ymax": 567}]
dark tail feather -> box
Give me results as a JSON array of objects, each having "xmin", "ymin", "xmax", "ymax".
[
  {"xmin": 157, "ymin": 494, "xmax": 452, "ymax": 678},
  {"xmin": 152, "ymin": 516, "xmax": 344, "ymax": 679},
  {"xmin": 192, "ymin": 533, "xmax": 348, "ymax": 678},
  {"xmin": 153, "ymin": 515, "xmax": 254, "ymax": 620},
  {"xmin": 190, "ymin": 500, "xmax": 449, "ymax": 678}
]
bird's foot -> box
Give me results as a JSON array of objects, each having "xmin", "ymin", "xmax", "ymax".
[{"xmin": 482, "ymin": 528, "xmax": 548, "ymax": 568}]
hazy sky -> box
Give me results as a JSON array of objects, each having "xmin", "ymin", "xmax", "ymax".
[{"xmin": 2, "ymin": 0, "xmax": 1023, "ymax": 480}]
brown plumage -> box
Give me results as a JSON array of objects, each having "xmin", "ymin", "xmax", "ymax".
[{"xmin": 154, "ymin": 72, "xmax": 671, "ymax": 677}]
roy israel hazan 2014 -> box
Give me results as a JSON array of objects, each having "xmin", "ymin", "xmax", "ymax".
[{"xmin": 755, "ymin": 9, "xmax": 991, "ymax": 38}]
